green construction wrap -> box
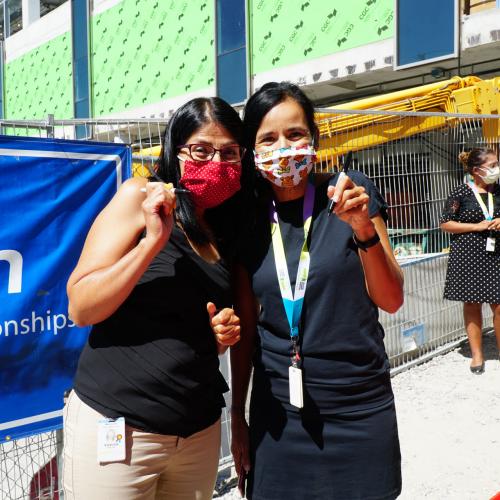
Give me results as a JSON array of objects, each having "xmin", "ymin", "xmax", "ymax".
[
  {"xmin": 250, "ymin": 0, "xmax": 394, "ymax": 74},
  {"xmin": 4, "ymin": 32, "xmax": 73, "ymax": 120},
  {"xmin": 91, "ymin": 0, "xmax": 215, "ymax": 116}
]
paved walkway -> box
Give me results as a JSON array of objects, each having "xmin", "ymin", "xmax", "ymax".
[{"xmin": 215, "ymin": 331, "xmax": 500, "ymax": 499}]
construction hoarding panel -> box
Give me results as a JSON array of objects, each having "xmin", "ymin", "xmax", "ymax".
[{"xmin": 0, "ymin": 136, "xmax": 130, "ymax": 443}]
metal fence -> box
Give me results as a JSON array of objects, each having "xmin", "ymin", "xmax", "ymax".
[
  {"xmin": 315, "ymin": 108, "xmax": 498, "ymax": 368},
  {"xmin": 1, "ymin": 109, "xmax": 498, "ymax": 498},
  {"xmin": 0, "ymin": 433, "xmax": 62, "ymax": 500}
]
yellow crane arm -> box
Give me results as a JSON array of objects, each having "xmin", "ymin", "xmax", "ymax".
[{"xmin": 316, "ymin": 75, "xmax": 500, "ymax": 168}]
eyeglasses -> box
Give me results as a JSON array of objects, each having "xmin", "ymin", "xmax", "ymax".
[{"xmin": 177, "ymin": 143, "xmax": 245, "ymax": 163}]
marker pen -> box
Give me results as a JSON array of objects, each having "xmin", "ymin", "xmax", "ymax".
[
  {"xmin": 143, "ymin": 165, "xmax": 189, "ymax": 194},
  {"xmin": 140, "ymin": 185, "xmax": 190, "ymax": 194},
  {"xmin": 327, "ymin": 151, "xmax": 353, "ymax": 217}
]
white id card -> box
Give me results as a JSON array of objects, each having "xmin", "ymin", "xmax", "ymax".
[
  {"xmin": 289, "ymin": 366, "xmax": 304, "ymax": 408},
  {"xmin": 97, "ymin": 417, "xmax": 126, "ymax": 463},
  {"xmin": 486, "ymin": 237, "xmax": 496, "ymax": 252}
]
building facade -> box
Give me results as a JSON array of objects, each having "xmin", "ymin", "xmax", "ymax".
[{"xmin": 0, "ymin": 0, "xmax": 499, "ymax": 123}]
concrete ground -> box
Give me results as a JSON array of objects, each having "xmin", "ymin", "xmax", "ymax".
[{"xmin": 215, "ymin": 331, "xmax": 500, "ymax": 500}]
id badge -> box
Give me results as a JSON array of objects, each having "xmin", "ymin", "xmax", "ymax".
[
  {"xmin": 289, "ymin": 366, "xmax": 304, "ymax": 408},
  {"xmin": 486, "ymin": 237, "xmax": 496, "ymax": 252},
  {"xmin": 97, "ymin": 417, "xmax": 126, "ymax": 463}
]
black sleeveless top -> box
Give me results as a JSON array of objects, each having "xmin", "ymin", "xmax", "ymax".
[{"xmin": 73, "ymin": 226, "xmax": 230, "ymax": 437}]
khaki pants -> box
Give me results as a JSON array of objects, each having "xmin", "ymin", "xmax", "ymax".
[{"xmin": 62, "ymin": 391, "xmax": 221, "ymax": 500}]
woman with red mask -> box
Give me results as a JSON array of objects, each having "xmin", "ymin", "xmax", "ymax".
[{"xmin": 63, "ymin": 97, "xmax": 251, "ymax": 499}]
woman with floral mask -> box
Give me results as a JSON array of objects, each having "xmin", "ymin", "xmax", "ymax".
[
  {"xmin": 441, "ymin": 148, "xmax": 500, "ymax": 375},
  {"xmin": 63, "ymin": 97, "xmax": 252, "ymax": 499},
  {"xmin": 230, "ymin": 82, "xmax": 404, "ymax": 500}
]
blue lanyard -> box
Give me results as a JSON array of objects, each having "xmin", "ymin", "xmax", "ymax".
[{"xmin": 270, "ymin": 182, "xmax": 315, "ymax": 366}]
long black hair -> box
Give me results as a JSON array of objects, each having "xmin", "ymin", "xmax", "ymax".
[
  {"xmin": 242, "ymin": 81, "xmax": 318, "ymax": 201},
  {"xmin": 155, "ymin": 97, "xmax": 253, "ymax": 258}
]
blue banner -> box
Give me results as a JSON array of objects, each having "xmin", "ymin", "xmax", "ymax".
[{"xmin": 0, "ymin": 136, "xmax": 131, "ymax": 442}]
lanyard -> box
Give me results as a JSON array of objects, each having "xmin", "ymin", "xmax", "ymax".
[
  {"xmin": 468, "ymin": 182, "xmax": 494, "ymax": 221},
  {"xmin": 270, "ymin": 182, "xmax": 315, "ymax": 367}
]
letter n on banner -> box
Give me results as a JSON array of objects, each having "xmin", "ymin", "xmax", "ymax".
[{"xmin": 0, "ymin": 136, "xmax": 131, "ymax": 442}]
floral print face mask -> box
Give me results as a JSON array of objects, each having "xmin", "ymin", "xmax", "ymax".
[{"xmin": 254, "ymin": 145, "xmax": 317, "ymax": 188}]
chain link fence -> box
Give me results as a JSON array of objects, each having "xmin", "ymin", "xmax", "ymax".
[{"xmin": 1, "ymin": 109, "xmax": 498, "ymax": 498}]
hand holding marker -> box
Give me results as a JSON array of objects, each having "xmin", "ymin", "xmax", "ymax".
[
  {"xmin": 140, "ymin": 182, "xmax": 190, "ymax": 217},
  {"xmin": 327, "ymin": 151, "xmax": 353, "ymax": 216},
  {"xmin": 140, "ymin": 164, "xmax": 191, "ymax": 195}
]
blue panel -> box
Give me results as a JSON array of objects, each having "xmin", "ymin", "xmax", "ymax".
[
  {"xmin": 71, "ymin": 0, "xmax": 90, "ymax": 118},
  {"xmin": 217, "ymin": 0, "xmax": 245, "ymax": 54},
  {"xmin": 216, "ymin": 0, "xmax": 247, "ymax": 103},
  {"xmin": 0, "ymin": 136, "xmax": 130, "ymax": 442},
  {"xmin": 73, "ymin": 58, "xmax": 89, "ymax": 102},
  {"xmin": 74, "ymin": 98, "xmax": 90, "ymax": 117},
  {"xmin": 397, "ymin": 0, "xmax": 456, "ymax": 67},
  {"xmin": 217, "ymin": 48, "xmax": 247, "ymax": 104},
  {"xmin": 7, "ymin": 0, "xmax": 22, "ymax": 36},
  {"xmin": 0, "ymin": 4, "xmax": 4, "ymax": 40}
]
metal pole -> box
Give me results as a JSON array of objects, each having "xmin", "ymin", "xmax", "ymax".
[
  {"xmin": 56, "ymin": 428, "xmax": 64, "ymax": 498},
  {"xmin": 47, "ymin": 114, "xmax": 55, "ymax": 138}
]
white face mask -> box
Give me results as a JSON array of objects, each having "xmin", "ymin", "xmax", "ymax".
[
  {"xmin": 478, "ymin": 165, "xmax": 500, "ymax": 184},
  {"xmin": 254, "ymin": 145, "xmax": 317, "ymax": 188}
]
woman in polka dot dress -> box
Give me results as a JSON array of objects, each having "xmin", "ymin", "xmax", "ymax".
[{"xmin": 440, "ymin": 148, "xmax": 500, "ymax": 374}]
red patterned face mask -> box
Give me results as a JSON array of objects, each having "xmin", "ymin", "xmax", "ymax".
[{"xmin": 179, "ymin": 160, "xmax": 242, "ymax": 209}]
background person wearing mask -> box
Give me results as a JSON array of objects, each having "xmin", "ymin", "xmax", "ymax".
[
  {"xmin": 231, "ymin": 82, "xmax": 404, "ymax": 500},
  {"xmin": 63, "ymin": 97, "xmax": 251, "ymax": 499},
  {"xmin": 441, "ymin": 147, "xmax": 500, "ymax": 374}
]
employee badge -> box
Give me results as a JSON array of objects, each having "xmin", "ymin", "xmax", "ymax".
[
  {"xmin": 486, "ymin": 237, "xmax": 496, "ymax": 252},
  {"xmin": 289, "ymin": 365, "xmax": 304, "ymax": 409},
  {"xmin": 97, "ymin": 416, "xmax": 126, "ymax": 462}
]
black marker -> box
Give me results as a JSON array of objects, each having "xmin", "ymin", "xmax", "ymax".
[
  {"xmin": 327, "ymin": 151, "xmax": 353, "ymax": 217},
  {"xmin": 140, "ymin": 186, "xmax": 190, "ymax": 194},
  {"xmin": 144, "ymin": 163, "xmax": 190, "ymax": 194}
]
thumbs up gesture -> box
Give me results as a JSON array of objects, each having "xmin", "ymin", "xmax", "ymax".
[{"xmin": 207, "ymin": 302, "xmax": 241, "ymax": 353}]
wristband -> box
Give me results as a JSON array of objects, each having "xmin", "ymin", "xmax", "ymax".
[{"xmin": 353, "ymin": 232, "xmax": 380, "ymax": 252}]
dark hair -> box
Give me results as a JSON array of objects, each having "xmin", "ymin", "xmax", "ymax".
[
  {"xmin": 458, "ymin": 147, "xmax": 496, "ymax": 174},
  {"xmin": 242, "ymin": 81, "xmax": 318, "ymax": 152},
  {"xmin": 155, "ymin": 97, "xmax": 252, "ymax": 257},
  {"xmin": 242, "ymin": 82, "xmax": 318, "ymax": 201}
]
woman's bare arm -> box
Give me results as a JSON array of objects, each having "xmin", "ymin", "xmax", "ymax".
[
  {"xmin": 67, "ymin": 177, "xmax": 174, "ymax": 326},
  {"xmin": 440, "ymin": 220, "xmax": 492, "ymax": 234},
  {"xmin": 230, "ymin": 263, "xmax": 258, "ymax": 474},
  {"xmin": 355, "ymin": 216, "xmax": 404, "ymax": 313},
  {"xmin": 328, "ymin": 178, "xmax": 403, "ymax": 313}
]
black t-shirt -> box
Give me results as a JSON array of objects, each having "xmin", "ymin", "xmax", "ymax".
[
  {"xmin": 243, "ymin": 172, "xmax": 393, "ymax": 414},
  {"xmin": 73, "ymin": 226, "xmax": 230, "ymax": 437}
]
